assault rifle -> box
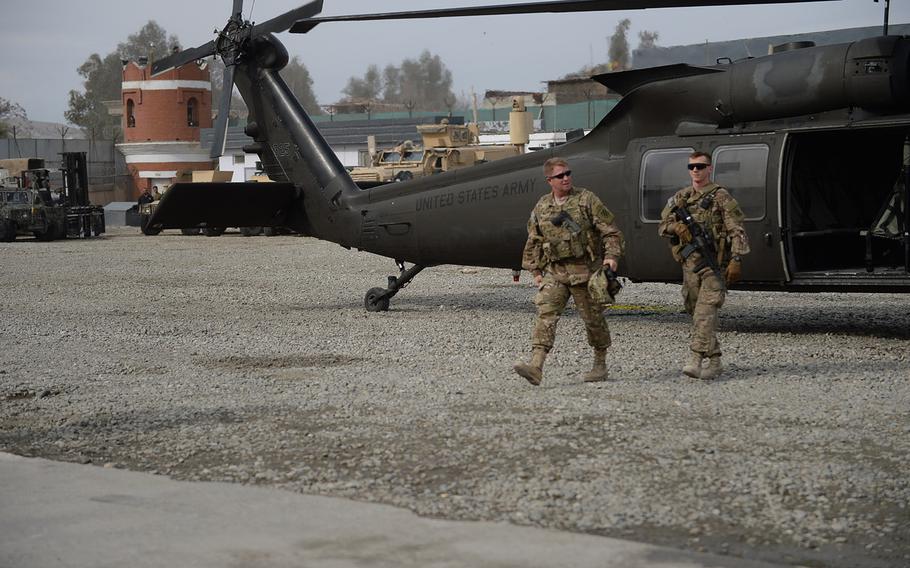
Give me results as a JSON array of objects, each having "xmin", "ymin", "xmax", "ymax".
[{"xmin": 670, "ymin": 204, "xmax": 723, "ymax": 280}]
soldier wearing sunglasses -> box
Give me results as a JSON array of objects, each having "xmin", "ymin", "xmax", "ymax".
[
  {"xmin": 514, "ymin": 157, "xmax": 624, "ymax": 386},
  {"xmin": 658, "ymin": 151, "xmax": 750, "ymax": 380}
]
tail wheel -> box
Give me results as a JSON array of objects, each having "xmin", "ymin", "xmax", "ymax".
[{"xmin": 364, "ymin": 287, "xmax": 390, "ymax": 312}]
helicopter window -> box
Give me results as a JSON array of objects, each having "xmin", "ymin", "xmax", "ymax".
[
  {"xmin": 640, "ymin": 148, "xmax": 694, "ymax": 221},
  {"xmin": 712, "ymin": 144, "xmax": 768, "ymax": 220}
]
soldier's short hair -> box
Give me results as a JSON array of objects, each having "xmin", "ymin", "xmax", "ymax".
[
  {"xmin": 543, "ymin": 157, "xmax": 570, "ymax": 176},
  {"xmin": 689, "ymin": 151, "xmax": 712, "ymax": 164}
]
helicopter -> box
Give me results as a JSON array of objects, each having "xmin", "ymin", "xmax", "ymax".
[{"xmin": 148, "ymin": 0, "xmax": 910, "ymax": 311}]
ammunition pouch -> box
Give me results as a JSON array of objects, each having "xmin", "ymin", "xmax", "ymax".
[
  {"xmin": 543, "ymin": 234, "xmax": 587, "ymax": 263},
  {"xmin": 679, "ymin": 245, "xmax": 711, "ymax": 273}
]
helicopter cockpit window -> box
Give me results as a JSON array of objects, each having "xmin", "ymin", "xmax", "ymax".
[
  {"xmin": 712, "ymin": 144, "xmax": 768, "ymax": 220},
  {"xmin": 640, "ymin": 148, "xmax": 693, "ymax": 221}
]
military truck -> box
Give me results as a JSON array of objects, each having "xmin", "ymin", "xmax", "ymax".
[
  {"xmin": 349, "ymin": 98, "xmax": 534, "ymax": 189},
  {"xmin": 349, "ymin": 140, "xmax": 426, "ymax": 187},
  {"xmin": 0, "ymin": 184, "xmax": 67, "ymax": 242},
  {"xmin": 349, "ymin": 120, "xmax": 524, "ymax": 189},
  {"xmin": 0, "ymin": 154, "xmax": 104, "ymax": 242}
]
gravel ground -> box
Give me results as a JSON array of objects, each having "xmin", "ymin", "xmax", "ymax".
[{"xmin": 1, "ymin": 227, "xmax": 908, "ymax": 568}]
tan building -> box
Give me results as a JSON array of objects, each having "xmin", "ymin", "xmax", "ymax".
[{"xmin": 544, "ymin": 77, "xmax": 618, "ymax": 105}]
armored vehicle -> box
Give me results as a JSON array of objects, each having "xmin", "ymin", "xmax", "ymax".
[
  {"xmin": 349, "ymin": 140, "xmax": 425, "ymax": 187},
  {"xmin": 0, "ymin": 185, "xmax": 67, "ymax": 242},
  {"xmin": 349, "ymin": 108, "xmax": 528, "ymax": 189}
]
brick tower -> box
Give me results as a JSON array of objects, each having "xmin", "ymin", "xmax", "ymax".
[{"xmin": 117, "ymin": 55, "xmax": 214, "ymax": 198}]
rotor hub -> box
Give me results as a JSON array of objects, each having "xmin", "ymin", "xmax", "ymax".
[{"xmin": 215, "ymin": 17, "xmax": 251, "ymax": 66}]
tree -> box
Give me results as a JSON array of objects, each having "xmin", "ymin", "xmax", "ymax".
[
  {"xmin": 638, "ymin": 30, "xmax": 660, "ymax": 51},
  {"xmin": 65, "ymin": 52, "xmax": 123, "ymax": 138},
  {"xmin": 119, "ymin": 21, "xmax": 179, "ymax": 63},
  {"xmin": 397, "ymin": 51, "xmax": 454, "ymax": 110},
  {"xmin": 341, "ymin": 50, "xmax": 455, "ymax": 111},
  {"xmin": 280, "ymin": 56, "xmax": 322, "ymax": 115},
  {"xmin": 66, "ymin": 21, "xmax": 179, "ymax": 138},
  {"xmin": 342, "ymin": 64, "xmax": 383, "ymax": 102},
  {"xmin": 608, "ymin": 18, "xmax": 631, "ymax": 71},
  {"xmin": 0, "ymin": 97, "xmax": 27, "ymax": 138},
  {"xmin": 381, "ymin": 64, "xmax": 401, "ymax": 103}
]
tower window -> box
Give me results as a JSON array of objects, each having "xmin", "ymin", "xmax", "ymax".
[
  {"xmin": 187, "ymin": 97, "xmax": 199, "ymax": 127},
  {"xmin": 126, "ymin": 99, "xmax": 136, "ymax": 128}
]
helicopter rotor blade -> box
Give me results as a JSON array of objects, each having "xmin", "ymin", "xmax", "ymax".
[
  {"xmin": 290, "ymin": 0, "xmax": 828, "ymax": 34},
  {"xmin": 251, "ymin": 0, "xmax": 324, "ymax": 36},
  {"xmin": 151, "ymin": 40, "xmax": 216, "ymax": 76},
  {"xmin": 211, "ymin": 64, "xmax": 235, "ymax": 159},
  {"xmin": 152, "ymin": 0, "xmax": 323, "ymax": 77}
]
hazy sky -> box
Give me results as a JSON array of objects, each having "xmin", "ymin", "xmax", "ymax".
[{"xmin": 2, "ymin": 0, "xmax": 907, "ymax": 123}]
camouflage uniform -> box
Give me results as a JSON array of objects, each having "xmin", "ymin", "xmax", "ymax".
[
  {"xmin": 658, "ymin": 183, "xmax": 749, "ymax": 356},
  {"xmin": 521, "ymin": 187, "xmax": 624, "ymax": 352}
]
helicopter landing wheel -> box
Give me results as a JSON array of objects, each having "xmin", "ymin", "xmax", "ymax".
[{"xmin": 364, "ymin": 287, "xmax": 390, "ymax": 312}]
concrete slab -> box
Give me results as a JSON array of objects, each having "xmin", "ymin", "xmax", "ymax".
[{"xmin": 0, "ymin": 452, "xmax": 785, "ymax": 568}]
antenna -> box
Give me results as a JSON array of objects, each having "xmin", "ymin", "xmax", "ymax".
[
  {"xmin": 874, "ymin": 0, "xmax": 891, "ymax": 35},
  {"xmin": 883, "ymin": 0, "xmax": 890, "ymax": 35}
]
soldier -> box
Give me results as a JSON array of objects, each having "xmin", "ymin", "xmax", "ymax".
[
  {"xmin": 513, "ymin": 157, "xmax": 624, "ymax": 386},
  {"xmin": 658, "ymin": 151, "xmax": 750, "ymax": 380}
]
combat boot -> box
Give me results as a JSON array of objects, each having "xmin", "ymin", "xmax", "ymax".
[
  {"xmin": 682, "ymin": 350, "xmax": 703, "ymax": 379},
  {"xmin": 583, "ymin": 348, "xmax": 609, "ymax": 382},
  {"xmin": 700, "ymin": 355, "xmax": 723, "ymax": 380},
  {"xmin": 513, "ymin": 348, "xmax": 547, "ymax": 386}
]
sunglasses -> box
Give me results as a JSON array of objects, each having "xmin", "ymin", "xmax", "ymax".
[
  {"xmin": 687, "ymin": 163, "xmax": 709, "ymax": 171},
  {"xmin": 548, "ymin": 170, "xmax": 572, "ymax": 180}
]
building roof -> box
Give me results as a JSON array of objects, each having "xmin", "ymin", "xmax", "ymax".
[{"xmin": 202, "ymin": 116, "xmax": 464, "ymax": 153}]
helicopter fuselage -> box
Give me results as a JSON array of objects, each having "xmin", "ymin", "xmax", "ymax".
[{"xmin": 153, "ymin": 31, "xmax": 910, "ymax": 296}]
